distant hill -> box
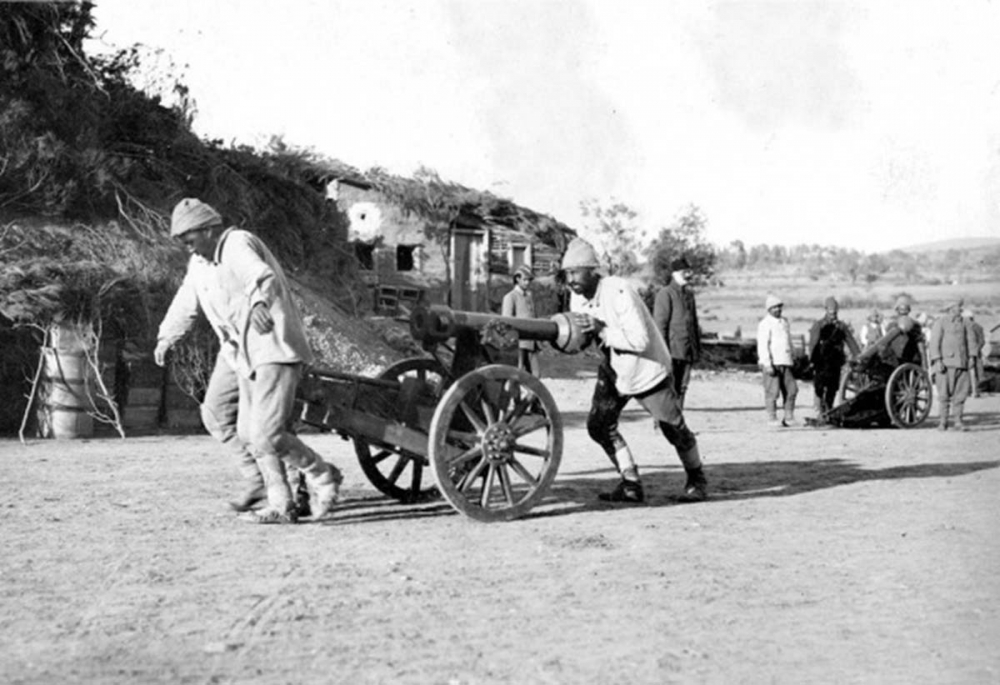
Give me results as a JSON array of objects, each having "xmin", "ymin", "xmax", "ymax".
[{"xmin": 892, "ymin": 237, "xmax": 1000, "ymax": 254}]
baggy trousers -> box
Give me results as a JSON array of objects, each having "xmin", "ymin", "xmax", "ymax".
[{"xmin": 586, "ymin": 359, "xmax": 699, "ymax": 469}]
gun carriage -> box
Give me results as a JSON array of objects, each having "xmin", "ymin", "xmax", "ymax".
[
  {"xmin": 294, "ymin": 306, "xmax": 589, "ymax": 522},
  {"xmin": 818, "ymin": 319, "xmax": 932, "ymax": 428}
]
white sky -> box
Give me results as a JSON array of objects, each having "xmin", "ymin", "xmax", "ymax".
[{"xmin": 87, "ymin": 0, "xmax": 1000, "ymax": 253}]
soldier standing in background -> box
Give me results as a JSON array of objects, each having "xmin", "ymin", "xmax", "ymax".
[
  {"xmin": 652, "ymin": 256, "xmax": 701, "ymax": 408},
  {"xmin": 501, "ymin": 264, "xmax": 540, "ymax": 376},
  {"xmin": 757, "ymin": 294, "xmax": 798, "ymax": 427},
  {"xmin": 929, "ymin": 299, "xmax": 978, "ymax": 430},
  {"xmin": 808, "ymin": 297, "xmax": 860, "ymax": 414},
  {"xmin": 859, "ymin": 309, "xmax": 885, "ymax": 350}
]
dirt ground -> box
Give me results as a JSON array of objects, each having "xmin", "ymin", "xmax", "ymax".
[{"xmin": 2, "ymin": 357, "xmax": 998, "ymax": 685}]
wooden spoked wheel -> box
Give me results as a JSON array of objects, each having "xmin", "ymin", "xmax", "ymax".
[
  {"xmin": 428, "ymin": 364, "xmax": 562, "ymax": 522},
  {"xmin": 353, "ymin": 358, "xmax": 449, "ymax": 503},
  {"xmin": 885, "ymin": 362, "xmax": 933, "ymax": 428}
]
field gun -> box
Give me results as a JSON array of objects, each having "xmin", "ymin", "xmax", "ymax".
[
  {"xmin": 813, "ymin": 316, "xmax": 932, "ymax": 429},
  {"xmin": 295, "ymin": 305, "xmax": 589, "ymax": 522}
]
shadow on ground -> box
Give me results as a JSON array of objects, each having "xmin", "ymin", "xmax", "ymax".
[{"xmin": 316, "ymin": 458, "xmax": 999, "ymax": 526}]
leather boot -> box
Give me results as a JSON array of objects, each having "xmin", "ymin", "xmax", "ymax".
[
  {"xmin": 938, "ymin": 405, "xmax": 949, "ymax": 431},
  {"xmin": 679, "ymin": 466, "xmax": 708, "ymax": 502},
  {"xmin": 677, "ymin": 446, "xmax": 707, "ymax": 502}
]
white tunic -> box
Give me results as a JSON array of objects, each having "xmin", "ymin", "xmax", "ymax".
[
  {"xmin": 571, "ymin": 276, "xmax": 671, "ymax": 395},
  {"xmin": 157, "ymin": 228, "xmax": 312, "ymax": 378}
]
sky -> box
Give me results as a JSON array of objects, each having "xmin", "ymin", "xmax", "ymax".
[{"xmin": 86, "ymin": 0, "xmax": 1000, "ymax": 253}]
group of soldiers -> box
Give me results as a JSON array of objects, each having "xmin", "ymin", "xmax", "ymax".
[{"xmin": 756, "ymin": 292, "xmax": 988, "ymax": 431}]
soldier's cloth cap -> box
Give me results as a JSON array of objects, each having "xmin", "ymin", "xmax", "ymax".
[
  {"xmin": 670, "ymin": 256, "xmax": 691, "ymax": 272},
  {"xmin": 765, "ymin": 294, "xmax": 783, "ymax": 310},
  {"xmin": 824, "ymin": 296, "xmax": 838, "ymax": 312},
  {"xmin": 561, "ymin": 238, "xmax": 601, "ymax": 269},
  {"xmin": 513, "ymin": 265, "xmax": 533, "ymax": 281},
  {"xmin": 171, "ymin": 198, "xmax": 223, "ymax": 237},
  {"xmin": 942, "ymin": 298, "xmax": 965, "ymax": 312},
  {"xmin": 894, "ymin": 295, "xmax": 912, "ymax": 311}
]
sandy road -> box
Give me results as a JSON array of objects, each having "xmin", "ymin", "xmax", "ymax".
[{"xmin": 1, "ymin": 368, "xmax": 998, "ymax": 684}]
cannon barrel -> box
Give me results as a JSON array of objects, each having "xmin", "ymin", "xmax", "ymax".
[
  {"xmin": 856, "ymin": 326, "xmax": 905, "ymax": 364},
  {"xmin": 855, "ymin": 314, "xmax": 918, "ymax": 364},
  {"xmin": 410, "ymin": 305, "xmax": 588, "ymax": 353}
]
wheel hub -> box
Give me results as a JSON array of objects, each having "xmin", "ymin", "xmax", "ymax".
[{"xmin": 482, "ymin": 423, "xmax": 515, "ymax": 463}]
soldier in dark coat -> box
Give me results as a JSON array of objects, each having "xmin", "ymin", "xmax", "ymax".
[
  {"xmin": 652, "ymin": 257, "xmax": 701, "ymax": 408},
  {"xmin": 808, "ymin": 296, "xmax": 860, "ymax": 414}
]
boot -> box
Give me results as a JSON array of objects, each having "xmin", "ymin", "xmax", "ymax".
[
  {"xmin": 938, "ymin": 405, "xmax": 949, "ymax": 431},
  {"xmin": 954, "ymin": 404, "xmax": 967, "ymax": 431},
  {"xmin": 239, "ymin": 454, "xmax": 296, "ymax": 524},
  {"xmin": 783, "ymin": 406, "xmax": 796, "ymax": 427},
  {"xmin": 286, "ymin": 466, "xmax": 312, "ymax": 518},
  {"xmin": 229, "ymin": 451, "xmax": 266, "ymax": 512},
  {"xmin": 229, "ymin": 484, "xmax": 266, "ymax": 513},
  {"xmin": 304, "ymin": 459, "xmax": 343, "ymax": 520},
  {"xmin": 598, "ymin": 478, "xmax": 645, "ymax": 503},
  {"xmin": 676, "ymin": 446, "xmax": 707, "ymax": 502},
  {"xmin": 679, "ymin": 466, "xmax": 708, "ymax": 503}
]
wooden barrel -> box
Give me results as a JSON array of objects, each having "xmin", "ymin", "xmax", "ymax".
[{"xmin": 39, "ymin": 346, "xmax": 94, "ymax": 439}]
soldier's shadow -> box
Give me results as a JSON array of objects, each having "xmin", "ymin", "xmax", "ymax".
[{"xmin": 545, "ymin": 458, "xmax": 1000, "ymax": 512}]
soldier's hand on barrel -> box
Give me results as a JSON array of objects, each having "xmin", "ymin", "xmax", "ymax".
[
  {"xmin": 571, "ymin": 312, "xmax": 605, "ymax": 337},
  {"xmin": 250, "ymin": 302, "xmax": 275, "ymax": 334},
  {"xmin": 153, "ymin": 339, "xmax": 171, "ymax": 367}
]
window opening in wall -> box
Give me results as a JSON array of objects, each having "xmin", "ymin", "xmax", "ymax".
[
  {"xmin": 396, "ymin": 245, "xmax": 416, "ymax": 272},
  {"xmin": 354, "ymin": 242, "xmax": 374, "ymax": 270},
  {"xmin": 511, "ymin": 244, "xmax": 527, "ymax": 272}
]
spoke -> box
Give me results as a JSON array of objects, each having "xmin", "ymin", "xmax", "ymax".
[
  {"xmin": 512, "ymin": 441, "xmax": 550, "ymax": 458},
  {"xmin": 457, "ymin": 457, "xmax": 488, "ymax": 492},
  {"xmin": 497, "ymin": 464, "xmax": 516, "ymax": 505},
  {"xmin": 480, "ymin": 394, "xmax": 497, "ymax": 425},
  {"xmin": 506, "ymin": 394, "xmax": 530, "ymax": 426},
  {"xmin": 494, "ymin": 380, "xmax": 512, "ymax": 422},
  {"xmin": 459, "ymin": 400, "xmax": 487, "ymax": 434},
  {"xmin": 451, "ymin": 444, "xmax": 484, "ymax": 467},
  {"xmin": 386, "ymin": 455, "xmax": 408, "ymax": 485},
  {"xmin": 410, "ymin": 460, "xmax": 423, "ymax": 494},
  {"xmin": 479, "ymin": 465, "xmax": 497, "ymax": 507},
  {"xmin": 371, "ymin": 448, "xmax": 394, "ymax": 465},
  {"xmin": 511, "ymin": 414, "xmax": 550, "ymax": 439},
  {"xmin": 445, "ymin": 429, "xmax": 480, "ymax": 447},
  {"xmin": 508, "ymin": 456, "xmax": 540, "ymax": 486}
]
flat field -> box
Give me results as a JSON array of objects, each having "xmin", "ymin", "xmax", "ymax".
[
  {"xmin": 697, "ymin": 271, "xmax": 999, "ymax": 343},
  {"xmin": 2, "ymin": 355, "xmax": 998, "ymax": 684}
]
